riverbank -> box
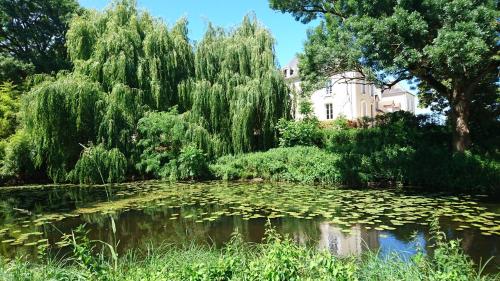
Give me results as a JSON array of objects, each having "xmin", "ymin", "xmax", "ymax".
[
  {"xmin": 1, "ymin": 226, "xmax": 497, "ymax": 281},
  {"xmin": 211, "ymin": 146, "xmax": 500, "ymax": 196}
]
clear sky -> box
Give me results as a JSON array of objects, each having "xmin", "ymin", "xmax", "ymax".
[{"xmin": 78, "ymin": 0, "xmax": 316, "ymax": 67}]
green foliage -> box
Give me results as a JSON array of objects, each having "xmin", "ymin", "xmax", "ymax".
[
  {"xmin": 11, "ymin": 1, "xmax": 290, "ymax": 184},
  {"xmin": 270, "ymin": 0, "xmax": 499, "ymax": 151},
  {"xmin": 98, "ymin": 83, "xmax": 145, "ymax": 155},
  {"xmin": 0, "ymin": 130, "xmax": 36, "ymax": 182},
  {"xmin": 0, "ymin": 0, "xmax": 80, "ymax": 74},
  {"xmin": 211, "ymin": 146, "xmax": 341, "ymax": 184},
  {"xmin": 179, "ymin": 15, "xmax": 290, "ymax": 154},
  {"xmin": 213, "ymin": 112, "xmax": 500, "ymax": 194},
  {"xmin": 0, "ymin": 54, "xmax": 34, "ymax": 84},
  {"xmin": 175, "ymin": 145, "xmax": 209, "ymax": 181},
  {"xmin": 65, "ymin": 225, "xmax": 110, "ymax": 279},
  {"xmin": 136, "ymin": 110, "xmax": 217, "ymax": 180},
  {"xmin": 0, "ymin": 82, "xmax": 20, "ymax": 139},
  {"xmin": 64, "ymin": 0, "xmax": 195, "ymax": 159},
  {"xmin": 66, "ymin": 0, "xmax": 193, "ymax": 111},
  {"xmin": 0, "ymin": 224, "xmax": 496, "ymax": 281},
  {"xmin": 24, "ymin": 74, "xmax": 104, "ymax": 182},
  {"xmin": 276, "ymin": 118, "xmax": 323, "ymax": 147},
  {"xmin": 67, "ymin": 144, "xmax": 127, "ymax": 184},
  {"xmin": 323, "ymin": 112, "xmax": 500, "ymax": 192}
]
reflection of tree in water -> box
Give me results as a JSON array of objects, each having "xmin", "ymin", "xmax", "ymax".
[
  {"xmin": 279, "ymin": 218, "xmax": 321, "ymax": 248},
  {"xmin": 0, "ymin": 182, "xmax": 499, "ymax": 271},
  {"xmin": 0, "ymin": 198, "xmax": 18, "ymax": 224}
]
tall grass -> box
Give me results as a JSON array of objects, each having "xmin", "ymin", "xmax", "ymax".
[{"xmin": 0, "ymin": 222, "xmax": 497, "ymax": 281}]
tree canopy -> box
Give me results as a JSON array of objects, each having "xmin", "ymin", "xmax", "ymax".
[
  {"xmin": 270, "ymin": 0, "xmax": 500, "ymax": 152},
  {"xmin": 0, "ymin": 0, "xmax": 80, "ymax": 75},
  {"xmin": 179, "ymin": 15, "xmax": 290, "ymax": 154},
  {"xmin": 0, "ymin": 82, "xmax": 20, "ymax": 139},
  {"xmin": 17, "ymin": 0, "xmax": 290, "ymax": 183}
]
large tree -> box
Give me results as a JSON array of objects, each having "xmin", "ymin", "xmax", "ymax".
[
  {"xmin": 0, "ymin": 0, "xmax": 80, "ymax": 74},
  {"xmin": 270, "ymin": 0, "xmax": 499, "ymax": 152},
  {"xmin": 23, "ymin": 0, "xmax": 194, "ymax": 182},
  {"xmin": 179, "ymin": 15, "xmax": 290, "ymax": 154}
]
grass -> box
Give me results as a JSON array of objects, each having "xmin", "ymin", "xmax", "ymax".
[{"xmin": 0, "ymin": 224, "xmax": 497, "ymax": 281}]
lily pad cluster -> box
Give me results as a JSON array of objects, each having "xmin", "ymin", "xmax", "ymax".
[{"xmin": 0, "ymin": 182, "xmax": 499, "ymax": 254}]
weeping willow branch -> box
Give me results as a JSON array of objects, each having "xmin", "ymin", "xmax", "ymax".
[{"xmin": 179, "ymin": 15, "xmax": 291, "ymax": 154}]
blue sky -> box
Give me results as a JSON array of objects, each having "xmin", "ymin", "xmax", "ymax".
[{"xmin": 78, "ymin": 0, "xmax": 315, "ymax": 67}]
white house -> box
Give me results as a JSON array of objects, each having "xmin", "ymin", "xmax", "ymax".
[{"xmin": 282, "ymin": 57, "xmax": 416, "ymax": 121}]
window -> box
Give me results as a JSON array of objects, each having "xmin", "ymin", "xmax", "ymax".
[
  {"xmin": 290, "ymin": 69, "xmax": 294, "ymax": 76},
  {"xmin": 361, "ymin": 101, "xmax": 367, "ymax": 117},
  {"xmin": 325, "ymin": 103, "xmax": 334, "ymax": 120},
  {"xmin": 361, "ymin": 80, "xmax": 366, "ymax": 94},
  {"xmin": 325, "ymin": 80, "xmax": 333, "ymax": 96},
  {"xmin": 283, "ymin": 69, "xmax": 288, "ymax": 76}
]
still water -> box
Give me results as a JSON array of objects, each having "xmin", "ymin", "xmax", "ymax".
[{"xmin": 0, "ymin": 181, "xmax": 499, "ymax": 271}]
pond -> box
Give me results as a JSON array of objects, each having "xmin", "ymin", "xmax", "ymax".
[{"xmin": 0, "ymin": 181, "xmax": 499, "ymax": 272}]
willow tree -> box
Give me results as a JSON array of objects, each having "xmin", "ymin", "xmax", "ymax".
[
  {"xmin": 66, "ymin": 0, "xmax": 193, "ymax": 111},
  {"xmin": 21, "ymin": 0, "xmax": 195, "ymax": 182},
  {"xmin": 179, "ymin": 16, "xmax": 290, "ymax": 154},
  {"xmin": 24, "ymin": 75, "xmax": 104, "ymax": 182}
]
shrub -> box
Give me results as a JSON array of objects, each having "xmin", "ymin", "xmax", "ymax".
[
  {"xmin": 0, "ymin": 130, "xmax": 37, "ymax": 182},
  {"xmin": 67, "ymin": 144, "xmax": 127, "ymax": 184},
  {"xmin": 164, "ymin": 145, "xmax": 209, "ymax": 181},
  {"xmin": 211, "ymin": 146, "xmax": 341, "ymax": 184},
  {"xmin": 136, "ymin": 110, "xmax": 216, "ymax": 180},
  {"xmin": 276, "ymin": 118, "xmax": 323, "ymax": 147},
  {"xmin": 0, "ymin": 82, "xmax": 20, "ymax": 139},
  {"xmin": 407, "ymin": 149, "xmax": 500, "ymax": 194}
]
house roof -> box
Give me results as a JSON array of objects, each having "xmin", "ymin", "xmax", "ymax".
[
  {"xmin": 284, "ymin": 57, "xmax": 299, "ymax": 70},
  {"xmin": 382, "ymin": 86, "xmax": 415, "ymax": 97}
]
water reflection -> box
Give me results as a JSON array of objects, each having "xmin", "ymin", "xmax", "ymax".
[
  {"xmin": 0, "ymin": 182, "xmax": 498, "ymax": 272},
  {"xmin": 317, "ymin": 223, "xmax": 378, "ymax": 256}
]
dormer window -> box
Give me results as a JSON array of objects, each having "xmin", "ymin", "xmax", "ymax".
[{"xmin": 325, "ymin": 80, "xmax": 333, "ymax": 96}]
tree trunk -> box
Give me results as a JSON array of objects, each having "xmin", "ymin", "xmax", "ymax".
[{"xmin": 450, "ymin": 89, "xmax": 471, "ymax": 153}]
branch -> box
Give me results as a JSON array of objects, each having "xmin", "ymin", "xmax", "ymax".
[
  {"xmin": 464, "ymin": 52, "xmax": 500, "ymax": 96},
  {"xmin": 301, "ymin": 3, "xmax": 345, "ymax": 19}
]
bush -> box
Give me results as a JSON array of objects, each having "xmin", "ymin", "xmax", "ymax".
[
  {"xmin": 276, "ymin": 118, "xmax": 323, "ymax": 147},
  {"xmin": 67, "ymin": 144, "xmax": 127, "ymax": 184},
  {"xmin": 211, "ymin": 112, "xmax": 500, "ymax": 194},
  {"xmin": 211, "ymin": 146, "xmax": 341, "ymax": 184},
  {"xmin": 406, "ymin": 149, "xmax": 500, "ymax": 194},
  {"xmin": 136, "ymin": 110, "xmax": 216, "ymax": 180},
  {"xmin": 0, "ymin": 82, "xmax": 20, "ymax": 139},
  {"xmin": 0, "ymin": 130, "xmax": 37, "ymax": 183},
  {"xmin": 163, "ymin": 145, "xmax": 209, "ymax": 181}
]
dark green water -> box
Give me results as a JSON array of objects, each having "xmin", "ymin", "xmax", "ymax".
[{"xmin": 0, "ymin": 181, "xmax": 499, "ymax": 271}]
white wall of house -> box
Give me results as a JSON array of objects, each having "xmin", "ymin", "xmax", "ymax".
[
  {"xmin": 308, "ymin": 72, "xmax": 379, "ymax": 121},
  {"xmin": 380, "ymin": 91, "xmax": 417, "ymax": 114},
  {"xmin": 282, "ymin": 57, "xmax": 415, "ymax": 121}
]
